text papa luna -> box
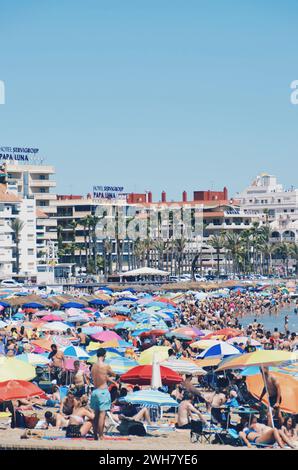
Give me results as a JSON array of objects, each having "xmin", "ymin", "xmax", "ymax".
[{"xmin": 290, "ymin": 80, "xmax": 298, "ymax": 104}]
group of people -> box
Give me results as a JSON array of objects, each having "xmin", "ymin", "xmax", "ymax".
[{"xmin": 0, "ymin": 285, "xmax": 298, "ymax": 447}]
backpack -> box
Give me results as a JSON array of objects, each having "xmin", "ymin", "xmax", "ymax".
[
  {"xmin": 117, "ymin": 419, "xmax": 147, "ymax": 436},
  {"xmin": 15, "ymin": 410, "xmax": 26, "ymax": 428}
]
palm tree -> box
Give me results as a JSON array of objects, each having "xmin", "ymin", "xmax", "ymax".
[
  {"xmin": 11, "ymin": 218, "xmax": 24, "ymax": 274},
  {"xmin": 273, "ymin": 242, "xmax": 292, "ymax": 276},
  {"xmin": 81, "ymin": 217, "xmax": 89, "ymax": 269},
  {"xmin": 223, "ymin": 232, "xmax": 242, "ymax": 274},
  {"xmin": 289, "ymin": 243, "xmax": 298, "ymax": 275},
  {"xmin": 69, "ymin": 220, "xmax": 77, "ymax": 264},
  {"xmin": 208, "ymin": 233, "xmax": 225, "ymax": 276},
  {"xmin": 174, "ymin": 237, "xmax": 187, "ymax": 276}
]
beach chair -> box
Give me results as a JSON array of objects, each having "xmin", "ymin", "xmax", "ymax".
[{"xmin": 106, "ymin": 412, "xmax": 120, "ymax": 434}]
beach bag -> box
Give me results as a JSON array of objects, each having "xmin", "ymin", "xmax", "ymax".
[
  {"xmin": 117, "ymin": 419, "xmax": 147, "ymax": 436},
  {"xmin": 24, "ymin": 413, "xmax": 39, "ymax": 429}
]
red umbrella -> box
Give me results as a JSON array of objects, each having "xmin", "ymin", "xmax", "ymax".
[
  {"xmin": 140, "ymin": 329, "xmax": 167, "ymax": 338},
  {"xmin": 0, "ymin": 380, "xmax": 46, "ymax": 401},
  {"xmin": 120, "ymin": 365, "xmax": 182, "ymax": 385}
]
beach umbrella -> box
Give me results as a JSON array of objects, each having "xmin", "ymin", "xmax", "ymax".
[
  {"xmin": 0, "ymin": 357, "xmax": 36, "ymax": 381},
  {"xmin": 51, "ymin": 335, "xmax": 73, "ymax": 348},
  {"xmin": 103, "ymin": 306, "xmax": 131, "ymax": 315},
  {"xmin": 41, "ymin": 321, "xmax": 69, "ymax": 332},
  {"xmin": 87, "ymin": 350, "xmax": 122, "ymax": 364},
  {"xmin": 246, "ymin": 372, "xmax": 298, "ymax": 415},
  {"xmin": 165, "ymin": 332, "xmax": 193, "ymax": 341},
  {"xmin": 31, "ymin": 339, "xmax": 53, "ymax": 352},
  {"xmin": 198, "ymin": 342, "xmax": 242, "ymax": 359},
  {"xmin": 216, "ymin": 351, "xmax": 298, "ymax": 372},
  {"xmin": 114, "ymin": 321, "xmax": 136, "ymax": 331},
  {"xmin": 139, "ymin": 346, "xmax": 170, "ymax": 365},
  {"xmin": 139, "ymin": 329, "xmax": 167, "ymax": 338},
  {"xmin": 153, "ymin": 296, "xmax": 177, "ymax": 307},
  {"xmin": 90, "ymin": 330, "xmax": 122, "ymax": 342},
  {"xmin": 82, "ymin": 326, "xmax": 103, "ymax": 335},
  {"xmin": 171, "ymin": 326, "xmax": 203, "ymax": 339},
  {"xmin": 216, "ymin": 350, "xmax": 298, "ymax": 427},
  {"xmin": 41, "ymin": 314, "xmax": 64, "ymax": 322},
  {"xmin": 195, "ymin": 357, "xmax": 222, "ymax": 368},
  {"xmin": 0, "ymin": 380, "xmax": 46, "ymax": 401},
  {"xmin": 190, "ymin": 339, "xmax": 221, "ymax": 350},
  {"xmin": 0, "ymin": 301, "xmax": 10, "ymax": 308},
  {"xmin": 106, "ymin": 357, "xmax": 139, "ymax": 375},
  {"xmin": 16, "ymin": 353, "xmax": 50, "ymax": 366},
  {"xmin": 88, "ymin": 299, "xmax": 109, "ymax": 307},
  {"xmin": 62, "ymin": 345, "xmax": 90, "ymax": 360},
  {"xmin": 121, "ymin": 364, "xmax": 182, "ymax": 386},
  {"xmin": 61, "ymin": 302, "xmax": 86, "ymax": 309},
  {"xmin": 22, "ymin": 302, "xmax": 44, "ymax": 309},
  {"xmin": 161, "ymin": 359, "xmax": 207, "ymax": 376},
  {"xmin": 204, "ymin": 328, "xmax": 241, "ymax": 340},
  {"xmin": 120, "ymin": 389, "xmax": 179, "ymax": 408}
]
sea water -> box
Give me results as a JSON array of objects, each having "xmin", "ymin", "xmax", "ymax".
[{"xmin": 239, "ymin": 306, "xmax": 298, "ymax": 333}]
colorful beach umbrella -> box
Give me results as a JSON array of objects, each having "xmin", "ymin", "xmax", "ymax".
[
  {"xmin": 139, "ymin": 346, "xmax": 170, "ymax": 365},
  {"xmin": 161, "ymin": 359, "xmax": 207, "ymax": 376},
  {"xmin": 120, "ymin": 389, "xmax": 179, "ymax": 408},
  {"xmin": 106, "ymin": 357, "xmax": 139, "ymax": 375},
  {"xmin": 63, "ymin": 345, "xmax": 90, "ymax": 360},
  {"xmin": 217, "ymin": 351, "xmax": 298, "ymax": 371},
  {"xmin": 16, "ymin": 353, "xmax": 50, "ymax": 366},
  {"xmin": 90, "ymin": 330, "xmax": 122, "ymax": 342},
  {"xmin": 198, "ymin": 342, "xmax": 242, "ymax": 359}
]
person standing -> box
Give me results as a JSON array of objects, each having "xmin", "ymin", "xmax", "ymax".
[{"xmin": 90, "ymin": 348, "xmax": 116, "ymax": 440}]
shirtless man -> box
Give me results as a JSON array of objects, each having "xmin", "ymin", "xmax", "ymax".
[
  {"xmin": 72, "ymin": 360, "xmax": 89, "ymax": 397},
  {"xmin": 260, "ymin": 367, "xmax": 282, "ymax": 410},
  {"xmin": 48, "ymin": 344, "xmax": 65, "ymax": 384},
  {"xmin": 177, "ymin": 393, "xmax": 207, "ymax": 429},
  {"xmin": 90, "ymin": 348, "xmax": 116, "ymax": 440}
]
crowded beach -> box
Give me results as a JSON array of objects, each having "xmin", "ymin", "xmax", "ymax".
[{"xmin": 0, "ymin": 281, "xmax": 297, "ymax": 450}]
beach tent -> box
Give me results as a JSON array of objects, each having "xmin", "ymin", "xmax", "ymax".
[{"xmin": 120, "ymin": 267, "xmax": 170, "ymax": 277}]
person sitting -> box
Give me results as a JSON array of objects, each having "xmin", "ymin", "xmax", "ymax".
[
  {"xmin": 176, "ymin": 392, "xmax": 207, "ymax": 430},
  {"xmin": 239, "ymin": 415, "xmax": 295, "ymax": 449},
  {"xmin": 65, "ymin": 397, "xmax": 94, "ymax": 438},
  {"xmin": 279, "ymin": 416, "xmax": 298, "ymax": 448}
]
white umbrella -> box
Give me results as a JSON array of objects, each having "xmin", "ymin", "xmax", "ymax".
[
  {"xmin": 161, "ymin": 359, "xmax": 207, "ymax": 376},
  {"xmin": 41, "ymin": 321, "xmax": 69, "ymax": 332}
]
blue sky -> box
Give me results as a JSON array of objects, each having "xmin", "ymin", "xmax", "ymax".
[{"xmin": 0, "ymin": 0, "xmax": 297, "ymax": 200}]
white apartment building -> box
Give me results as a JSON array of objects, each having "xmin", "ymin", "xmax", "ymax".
[
  {"xmin": 237, "ymin": 174, "xmax": 298, "ymax": 243},
  {"xmin": 0, "ymin": 184, "xmax": 37, "ymax": 278},
  {"xmin": 1, "ymin": 159, "xmax": 57, "ymax": 263}
]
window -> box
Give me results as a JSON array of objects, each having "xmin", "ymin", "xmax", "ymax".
[{"xmin": 27, "ymin": 248, "xmax": 34, "ymax": 255}]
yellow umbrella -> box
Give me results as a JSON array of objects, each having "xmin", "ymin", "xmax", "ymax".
[
  {"xmin": 86, "ymin": 340, "xmax": 119, "ymax": 351},
  {"xmin": 139, "ymin": 346, "xmax": 170, "ymax": 365},
  {"xmin": 194, "ymin": 357, "xmax": 222, "ymax": 368},
  {"xmin": 190, "ymin": 339, "xmax": 221, "ymax": 350},
  {"xmin": 216, "ymin": 350, "xmax": 298, "ymax": 372},
  {"xmin": 87, "ymin": 351, "xmax": 121, "ymax": 364},
  {"xmin": 0, "ymin": 357, "xmax": 36, "ymax": 382}
]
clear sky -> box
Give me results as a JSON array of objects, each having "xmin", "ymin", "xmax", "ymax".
[{"xmin": 0, "ymin": 0, "xmax": 297, "ymax": 200}]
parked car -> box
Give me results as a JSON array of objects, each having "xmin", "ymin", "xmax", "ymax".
[{"xmin": 0, "ymin": 279, "xmax": 22, "ymax": 287}]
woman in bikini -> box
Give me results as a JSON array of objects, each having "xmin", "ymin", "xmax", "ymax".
[
  {"xmin": 239, "ymin": 415, "xmax": 295, "ymax": 448},
  {"xmin": 65, "ymin": 397, "xmax": 94, "ymax": 438}
]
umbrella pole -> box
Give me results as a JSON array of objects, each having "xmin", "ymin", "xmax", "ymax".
[{"xmin": 260, "ymin": 366, "xmax": 275, "ymax": 429}]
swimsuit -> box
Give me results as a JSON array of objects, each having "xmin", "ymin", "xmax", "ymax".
[{"xmin": 90, "ymin": 388, "xmax": 111, "ymax": 412}]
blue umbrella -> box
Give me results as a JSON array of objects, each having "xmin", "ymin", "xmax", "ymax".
[
  {"xmin": 63, "ymin": 345, "xmax": 90, "ymax": 360},
  {"xmin": 82, "ymin": 326, "xmax": 103, "ymax": 335},
  {"xmin": 114, "ymin": 321, "xmax": 136, "ymax": 330},
  {"xmin": 22, "ymin": 302, "xmax": 44, "ymax": 309},
  {"xmin": 62, "ymin": 302, "xmax": 86, "ymax": 309},
  {"xmin": 0, "ymin": 301, "xmax": 10, "ymax": 308},
  {"xmin": 120, "ymin": 389, "xmax": 179, "ymax": 408},
  {"xmin": 88, "ymin": 299, "xmax": 109, "ymax": 307},
  {"xmin": 106, "ymin": 357, "xmax": 138, "ymax": 375}
]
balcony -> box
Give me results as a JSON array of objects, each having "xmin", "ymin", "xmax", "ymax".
[{"xmin": 30, "ymin": 180, "xmax": 56, "ymax": 188}]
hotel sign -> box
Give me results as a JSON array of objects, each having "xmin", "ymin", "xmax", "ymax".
[
  {"xmin": 0, "ymin": 146, "xmax": 43, "ymax": 164},
  {"xmin": 93, "ymin": 185, "xmax": 127, "ymax": 200}
]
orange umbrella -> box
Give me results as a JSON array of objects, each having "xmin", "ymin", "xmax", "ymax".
[
  {"xmin": 246, "ymin": 372, "xmax": 298, "ymax": 414},
  {"xmin": 204, "ymin": 328, "xmax": 241, "ymax": 340},
  {"xmin": 31, "ymin": 339, "xmax": 53, "ymax": 352}
]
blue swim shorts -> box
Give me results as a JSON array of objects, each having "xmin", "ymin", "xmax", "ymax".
[{"xmin": 90, "ymin": 388, "xmax": 111, "ymax": 412}]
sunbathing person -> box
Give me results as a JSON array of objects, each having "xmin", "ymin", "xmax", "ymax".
[
  {"xmin": 109, "ymin": 407, "xmax": 152, "ymax": 426},
  {"xmin": 65, "ymin": 397, "xmax": 94, "ymax": 438},
  {"xmin": 239, "ymin": 415, "xmax": 295, "ymax": 448}
]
